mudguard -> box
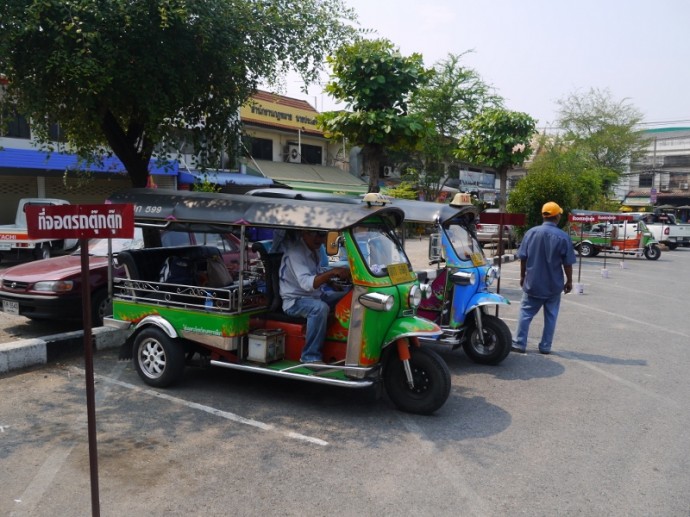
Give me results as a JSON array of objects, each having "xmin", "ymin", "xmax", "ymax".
[
  {"xmin": 133, "ymin": 315, "xmax": 179, "ymax": 338},
  {"xmin": 451, "ymin": 291, "xmax": 510, "ymax": 325},
  {"xmin": 383, "ymin": 316, "xmax": 442, "ymax": 348}
]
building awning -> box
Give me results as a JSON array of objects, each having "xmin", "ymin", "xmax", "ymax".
[
  {"xmin": 623, "ymin": 196, "xmax": 651, "ymax": 206},
  {"xmin": 179, "ymin": 169, "xmax": 274, "ymax": 187},
  {"xmin": 0, "ymin": 147, "xmax": 177, "ymax": 176},
  {"xmin": 245, "ymin": 159, "xmax": 368, "ymax": 195}
]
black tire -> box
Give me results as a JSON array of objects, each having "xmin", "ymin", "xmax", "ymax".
[
  {"xmin": 666, "ymin": 242, "xmax": 679, "ymax": 250},
  {"xmin": 133, "ymin": 327, "xmax": 185, "ymax": 387},
  {"xmin": 644, "ymin": 244, "xmax": 661, "ymax": 260},
  {"xmin": 91, "ymin": 289, "xmax": 111, "ymax": 327},
  {"xmin": 462, "ymin": 314, "xmax": 512, "ymax": 365},
  {"xmin": 34, "ymin": 243, "xmax": 51, "ymax": 260},
  {"xmin": 577, "ymin": 242, "xmax": 594, "ymax": 257},
  {"xmin": 383, "ymin": 345, "xmax": 451, "ymax": 415}
]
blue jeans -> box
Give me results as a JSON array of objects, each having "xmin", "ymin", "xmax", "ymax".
[
  {"xmin": 513, "ymin": 292, "xmax": 562, "ymax": 353},
  {"xmin": 284, "ymin": 290, "xmax": 348, "ymax": 362}
]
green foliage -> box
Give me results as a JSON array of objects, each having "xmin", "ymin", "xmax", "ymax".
[
  {"xmin": 455, "ymin": 108, "xmax": 537, "ymax": 172},
  {"xmin": 381, "ymin": 181, "xmax": 418, "ymax": 200},
  {"xmin": 507, "ymin": 169, "xmax": 576, "ymax": 235},
  {"xmin": 455, "ymin": 108, "xmax": 537, "ymax": 208},
  {"xmin": 0, "ymin": 0, "xmax": 358, "ymax": 187},
  {"xmin": 318, "ymin": 38, "xmax": 432, "ymax": 192},
  {"xmin": 557, "ymin": 88, "xmax": 648, "ymax": 178},
  {"xmin": 193, "ymin": 176, "xmax": 221, "ymax": 193},
  {"xmin": 400, "ymin": 52, "xmax": 502, "ymax": 201}
]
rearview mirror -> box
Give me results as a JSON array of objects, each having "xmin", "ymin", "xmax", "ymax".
[{"xmin": 326, "ymin": 231, "xmax": 340, "ymax": 256}]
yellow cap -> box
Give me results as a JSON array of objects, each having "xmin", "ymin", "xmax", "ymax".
[{"xmin": 541, "ymin": 201, "xmax": 563, "ymax": 217}]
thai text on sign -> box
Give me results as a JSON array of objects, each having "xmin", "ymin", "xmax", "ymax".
[{"xmin": 26, "ymin": 204, "xmax": 134, "ymax": 239}]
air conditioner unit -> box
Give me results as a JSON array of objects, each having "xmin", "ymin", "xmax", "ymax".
[
  {"xmin": 382, "ymin": 166, "xmax": 392, "ymax": 177},
  {"xmin": 682, "ymin": 183, "xmax": 689, "ymax": 190},
  {"xmin": 287, "ymin": 144, "xmax": 300, "ymax": 163},
  {"xmin": 661, "ymin": 185, "xmax": 670, "ymax": 191}
]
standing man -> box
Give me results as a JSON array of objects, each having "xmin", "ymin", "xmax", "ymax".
[
  {"xmin": 279, "ymin": 230, "xmax": 350, "ymax": 365},
  {"xmin": 511, "ymin": 202, "xmax": 577, "ymax": 355}
]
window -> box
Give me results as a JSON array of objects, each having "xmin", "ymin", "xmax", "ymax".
[
  {"xmin": 250, "ymin": 137, "xmax": 273, "ymax": 160},
  {"xmin": 638, "ymin": 174, "xmax": 653, "ymax": 188},
  {"xmin": 2, "ymin": 111, "xmax": 30, "ymax": 139},
  {"xmin": 300, "ymin": 143, "xmax": 322, "ymax": 165}
]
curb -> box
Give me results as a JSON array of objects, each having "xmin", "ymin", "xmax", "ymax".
[
  {"xmin": 491, "ymin": 253, "xmax": 519, "ymax": 265},
  {"xmin": 0, "ymin": 326, "xmax": 129, "ymax": 375}
]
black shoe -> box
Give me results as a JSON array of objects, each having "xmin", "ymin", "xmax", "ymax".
[
  {"xmin": 539, "ymin": 350, "xmax": 551, "ymax": 355},
  {"xmin": 511, "ymin": 345, "xmax": 526, "ymax": 354}
]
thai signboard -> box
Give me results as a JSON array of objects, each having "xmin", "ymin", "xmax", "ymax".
[{"xmin": 26, "ymin": 204, "xmax": 135, "ymax": 240}]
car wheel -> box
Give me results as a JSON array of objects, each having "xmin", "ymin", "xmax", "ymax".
[
  {"xmin": 34, "ymin": 243, "xmax": 51, "ymax": 260},
  {"xmin": 578, "ymin": 242, "xmax": 594, "ymax": 257},
  {"xmin": 462, "ymin": 314, "xmax": 512, "ymax": 365},
  {"xmin": 644, "ymin": 244, "xmax": 661, "ymax": 261},
  {"xmin": 383, "ymin": 344, "xmax": 451, "ymax": 415},
  {"xmin": 133, "ymin": 327, "xmax": 185, "ymax": 387},
  {"xmin": 91, "ymin": 289, "xmax": 111, "ymax": 327}
]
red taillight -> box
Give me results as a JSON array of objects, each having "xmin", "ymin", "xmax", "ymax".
[{"xmin": 664, "ymin": 227, "xmax": 670, "ymax": 235}]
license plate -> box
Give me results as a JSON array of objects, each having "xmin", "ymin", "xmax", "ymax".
[{"xmin": 2, "ymin": 300, "xmax": 19, "ymax": 315}]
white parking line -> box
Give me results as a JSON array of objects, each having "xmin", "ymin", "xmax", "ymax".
[{"xmin": 78, "ymin": 368, "xmax": 329, "ymax": 447}]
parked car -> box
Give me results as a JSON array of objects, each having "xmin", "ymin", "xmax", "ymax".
[
  {"xmin": 475, "ymin": 209, "xmax": 517, "ymax": 248},
  {"xmin": 0, "ymin": 229, "xmax": 253, "ymax": 326}
]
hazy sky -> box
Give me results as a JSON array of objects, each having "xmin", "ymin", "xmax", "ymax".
[{"xmin": 285, "ymin": 0, "xmax": 690, "ymax": 130}]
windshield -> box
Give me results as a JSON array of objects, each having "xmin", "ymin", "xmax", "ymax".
[
  {"xmin": 352, "ymin": 223, "xmax": 410, "ymax": 277},
  {"xmin": 445, "ymin": 222, "xmax": 486, "ymax": 265},
  {"xmin": 81, "ymin": 228, "xmax": 145, "ymax": 257}
]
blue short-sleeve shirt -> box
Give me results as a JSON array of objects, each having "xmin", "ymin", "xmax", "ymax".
[{"xmin": 517, "ymin": 221, "xmax": 577, "ymax": 298}]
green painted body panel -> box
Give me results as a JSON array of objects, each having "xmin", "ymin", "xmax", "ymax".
[{"xmin": 113, "ymin": 299, "xmax": 251, "ymax": 337}]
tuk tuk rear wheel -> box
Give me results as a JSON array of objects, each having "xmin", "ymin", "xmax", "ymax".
[
  {"xmin": 383, "ymin": 345, "xmax": 451, "ymax": 415},
  {"xmin": 463, "ymin": 314, "xmax": 512, "ymax": 365},
  {"xmin": 133, "ymin": 327, "xmax": 185, "ymax": 387},
  {"xmin": 578, "ymin": 242, "xmax": 595, "ymax": 257},
  {"xmin": 644, "ymin": 244, "xmax": 661, "ymax": 260}
]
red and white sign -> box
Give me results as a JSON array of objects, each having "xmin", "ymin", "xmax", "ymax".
[
  {"xmin": 569, "ymin": 213, "xmax": 634, "ymax": 223},
  {"xmin": 26, "ymin": 204, "xmax": 134, "ymax": 239}
]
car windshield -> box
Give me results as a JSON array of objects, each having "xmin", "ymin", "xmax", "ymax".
[
  {"xmin": 445, "ymin": 222, "xmax": 486, "ymax": 264},
  {"xmin": 352, "ymin": 223, "xmax": 410, "ymax": 277},
  {"xmin": 76, "ymin": 228, "xmax": 145, "ymax": 257}
]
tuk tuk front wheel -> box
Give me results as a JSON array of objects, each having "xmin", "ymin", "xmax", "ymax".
[
  {"xmin": 383, "ymin": 345, "xmax": 451, "ymax": 415},
  {"xmin": 133, "ymin": 327, "xmax": 185, "ymax": 387},
  {"xmin": 644, "ymin": 244, "xmax": 661, "ymax": 260},
  {"xmin": 463, "ymin": 314, "xmax": 512, "ymax": 365}
]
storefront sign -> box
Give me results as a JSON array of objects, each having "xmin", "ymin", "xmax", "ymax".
[{"xmin": 240, "ymin": 97, "xmax": 320, "ymax": 132}]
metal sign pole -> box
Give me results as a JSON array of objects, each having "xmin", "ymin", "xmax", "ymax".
[{"xmin": 81, "ymin": 237, "xmax": 101, "ymax": 517}]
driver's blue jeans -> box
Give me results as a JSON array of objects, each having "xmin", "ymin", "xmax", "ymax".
[
  {"xmin": 512, "ymin": 292, "xmax": 562, "ymax": 353},
  {"xmin": 285, "ymin": 290, "xmax": 347, "ymax": 363}
]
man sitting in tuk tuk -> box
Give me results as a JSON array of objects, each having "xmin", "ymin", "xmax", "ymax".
[{"xmin": 279, "ymin": 230, "xmax": 351, "ymax": 365}]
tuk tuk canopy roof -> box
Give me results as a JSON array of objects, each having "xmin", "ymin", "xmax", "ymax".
[
  {"xmin": 245, "ymin": 188, "xmax": 477, "ymax": 225},
  {"xmin": 108, "ymin": 188, "xmax": 404, "ymax": 231}
]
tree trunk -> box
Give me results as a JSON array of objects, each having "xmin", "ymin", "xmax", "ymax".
[
  {"xmin": 100, "ymin": 110, "xmax": 152, "ymax": 188},
  {"xmin": 362, "ymin": 144, "xmax": 384, "ymax": 193},
  {"xmin": 498, "ymin": 167, "xmax": 508, "ymax": 211}
]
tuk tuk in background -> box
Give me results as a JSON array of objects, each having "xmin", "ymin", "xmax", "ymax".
[
  {"xmin": 105, "ymin": 189, "xmax": 451, "ymax": 415},
  {"xmin": 393, "ymin": 194, "xmax": 512, "ymax": 365},
  {"xmin": 569, "ymin": 210, "xmax": 661, "ymax": 260}
]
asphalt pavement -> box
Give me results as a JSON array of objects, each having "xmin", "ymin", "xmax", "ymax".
[{"xmin": 1, "ymin": 242, "xmax": 690, "ymax": 516}]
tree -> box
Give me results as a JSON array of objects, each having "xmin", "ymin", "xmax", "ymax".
[
  {"xmin": 529, "ymin": 136, "xmax": 604, "ymax": 209},
  {"xmin": 318, "ymin": 39, "xmax": 432, "ymax": 193},
  {"xmin": 454, "ymin": 108, "xmax": 537, "ymax": 210},
  {"xmin": 0, "ymin": 0, "xmax": 357, "ymax": 187},
  {"xmin": 557, "ymin": 87, "xmax": 648, "ymax": 192},
  {"xmin": 404, "ymin": 52, "xmax": 502, "ymax": 201},
  {"xmin": 507, "ymin": 169, "xmax": 576, "ymax": 235}
]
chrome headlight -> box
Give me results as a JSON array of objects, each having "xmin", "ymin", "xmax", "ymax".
[
  {"xmin": 450, "ymin": 270, "xmax": 476, "ymax": 286},
  {"xmin": 408, "ymin": 284, "xmax": 422, "ymax": 308},
  {"xmin": 33, "ymin": 280, "xmax": 74, "ymax": 293},
  {"xmin": 359, "ymin": 292, "xmax": 394, "ymax": 312},
  {"xmin": 485, "ymin": 266, "xmax": 500, "ymax": 286}
]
